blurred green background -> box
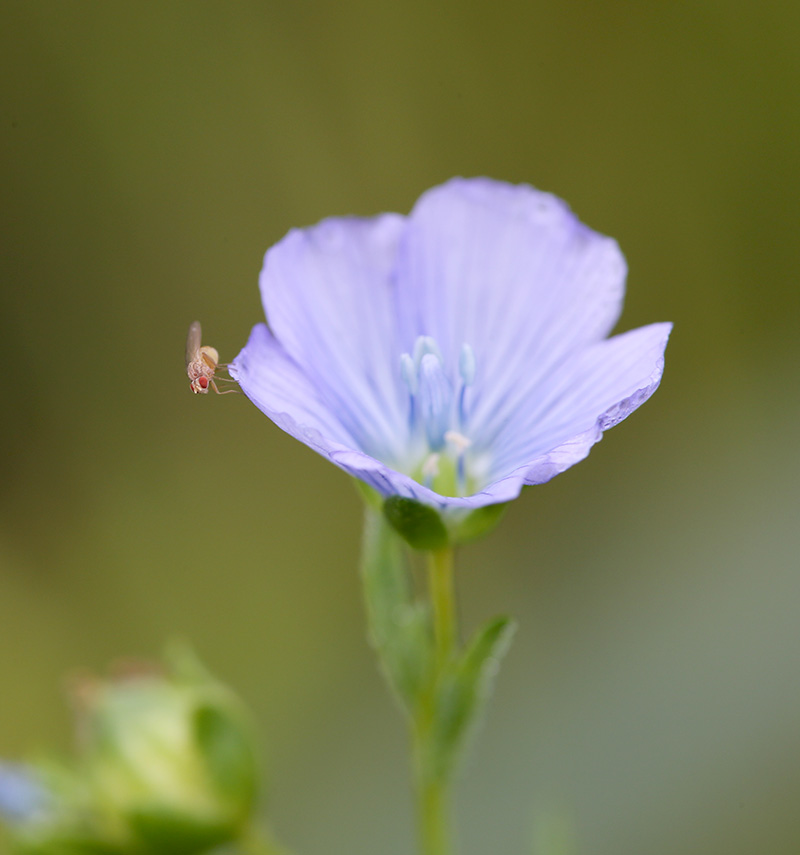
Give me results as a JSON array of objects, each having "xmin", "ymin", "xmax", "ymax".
[{"xmin": 1, "ymin": 2, "xmax": 798, "ymax": 853}]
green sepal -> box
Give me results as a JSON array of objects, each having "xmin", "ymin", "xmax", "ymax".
[
  {"xmin": 451, "ymin": 502, "xmax": 509, "ymax": 544},
  {"xmin": 429, "ymin": 615, "xmax": 516, "ymax": 778},
  {"xmin": 383, "ymin": 496, "xmax": 449, "ymax": 551},
  {"xmin": 360, "ymin": 508, "xmax": 434, "ymax": 708},
  {"xmin": 127, "ymin": 805, "xmax": 233, "ymax": 855},
  {"xmin": 163, "ymin": 642, "xmax": 259, "ymax": 819},
  {"xmin": 192, "ymin": 702, "xmax": 257, "ymax": 819}
]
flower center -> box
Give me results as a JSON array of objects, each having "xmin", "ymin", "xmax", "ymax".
[{"xmin": 400, "ymin": 336, "xmax": 477, "ymax": 496}]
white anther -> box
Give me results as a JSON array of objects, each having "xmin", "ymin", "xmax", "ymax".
[{"xmin": 444, "ymin": 431, "xmax": 472, "ymax": 454}]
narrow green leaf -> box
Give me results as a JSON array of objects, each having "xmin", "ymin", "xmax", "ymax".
[
  {"xmin": 360, "ymin": 508, "xmax": 433, "ymax": 708},
  {"xmin": 430, "ymin": 615, "xmax": 516, "ymax": 777}
]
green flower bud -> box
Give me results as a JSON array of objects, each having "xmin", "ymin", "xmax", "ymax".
[{"xmin": 2, "ymin": 648, "xmax": 260, "ymax": 855}]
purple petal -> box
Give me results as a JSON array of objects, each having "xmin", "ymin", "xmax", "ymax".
[
  {"xmin": 258, "ymin": 213, "xmax": 408, "ymax": 460},
  {"xmin": 231, "ymin": 327, "xmax": 500, "ymax": 508},
  {"xmin": 231, "ymin": 324, "xmax": 359, "ymax": 455},
  {"xmin": 233, "ymin": 322, "xmax": 670, "ymax": 511},
  {"xmin": 232, "ymin": 332, "xmax": 473, "ymax": 507},
  {"xmin": 394, "ymin": 178, "xmax": 627, "ymax": 427},
  {"xmin": 489, "ymin": 322, "xmax": 673, "ymax": 481},
  {"xmin": 327, "ymin": 446, "xmax": 516, "ymax": 509}
]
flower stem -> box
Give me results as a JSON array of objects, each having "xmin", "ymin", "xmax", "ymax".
[
  {"xmin": 428, "ymin": 547, "xmax": 456, "ymax": 669},
  {"xmin": 413, "ymin": 546, "xmax": 457, "ymax": 855},
  {"xmin": 415, "ymin": 765, "xmax": 450, "ymax": 855}
]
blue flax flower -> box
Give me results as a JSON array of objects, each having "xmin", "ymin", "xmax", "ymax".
[{"xmin": 232, "ymin": 178, "xmax": 671, "ymax": 511}]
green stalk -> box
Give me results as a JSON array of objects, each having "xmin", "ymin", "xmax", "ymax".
[
  {"xmin": 413, "ymin": 546, "xmax": 457, "ymax": 855},
  {"xmin": 428, "ymin": 548, "xmax": 456, "ymax": 669},
  {"xmin": 414, "ymin": 760, "xmax": 451, "ymax": 855}
]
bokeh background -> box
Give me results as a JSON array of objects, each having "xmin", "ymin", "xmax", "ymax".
[{"xmin": 1, "ymin": 3, "xmax": 798, "ymax": 854}]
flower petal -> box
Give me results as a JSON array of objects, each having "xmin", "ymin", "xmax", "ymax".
[
  {"xmin": 259, "ymin": 212, "xmax": 408, "ymax": 461},
  {"xmin": 231, "ymin": 323, "xmax": 359, "ymax": 454},
  {"xmin": 232, "ymin": 330, "xmax": 471, "ymax": 507},
  {"xmin": 327, "ymin": 446, "xmax": 516, "ymax": 509},
  {"xmin": 394, "ymin": 178, "xmax": 627, "ymax": 430},
  {"xmin": 489, "ymin": 322, "xmax": 672, "ymax": 480}
]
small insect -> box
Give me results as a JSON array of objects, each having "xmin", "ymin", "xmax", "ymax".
[{"xmin": 185, "ymin": 321, "xmax": 237, "ymax": 394}]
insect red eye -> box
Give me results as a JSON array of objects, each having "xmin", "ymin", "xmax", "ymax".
[{"xmin": 199, "ymin": 377, "xmax": 209, "ymax": 389}]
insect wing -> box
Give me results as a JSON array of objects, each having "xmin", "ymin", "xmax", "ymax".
[{"xmin": 186, "ymin": 321, "xmax": 203, "ymax": 367}]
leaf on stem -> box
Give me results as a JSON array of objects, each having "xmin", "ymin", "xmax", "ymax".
[
  {"xmin": 429, "ymin": 616, "xmax": 516, "ymax": 778},
  {"xmin": 360, "ymin": 509, "xmax": 433, "ymax": 708}
]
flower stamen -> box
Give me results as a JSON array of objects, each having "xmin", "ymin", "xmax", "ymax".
[
  {"xmin": 444, "ymin": 430, "xmax": 472, "ymax": 455},
  {"xmin": 457, "ymin": 343, "xmax": 475, "ymax": 428},
  {"xmin": 421, "ymin": 452, "xmax": 440, "ymax": 489},
  {"xmin": 417, "ymin": 353, "xmax": 452, "ymax": 450},
  {"xmin": 400, "ymin": 337, "xmax": 479, "ymax": 494}
]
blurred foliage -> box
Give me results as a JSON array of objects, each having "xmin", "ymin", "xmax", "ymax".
[
  {"xmin": 3, "ymin": 647, "xmax": 260, "ymax": 855},
  {"xmin": 1, "ymin": 2, "xmax": 799, "ymax": 854}
]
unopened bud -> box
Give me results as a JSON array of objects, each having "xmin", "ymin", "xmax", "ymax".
[{"xmin": 0, "ymin": 647, "xmax": 260, "ymax": 855}]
